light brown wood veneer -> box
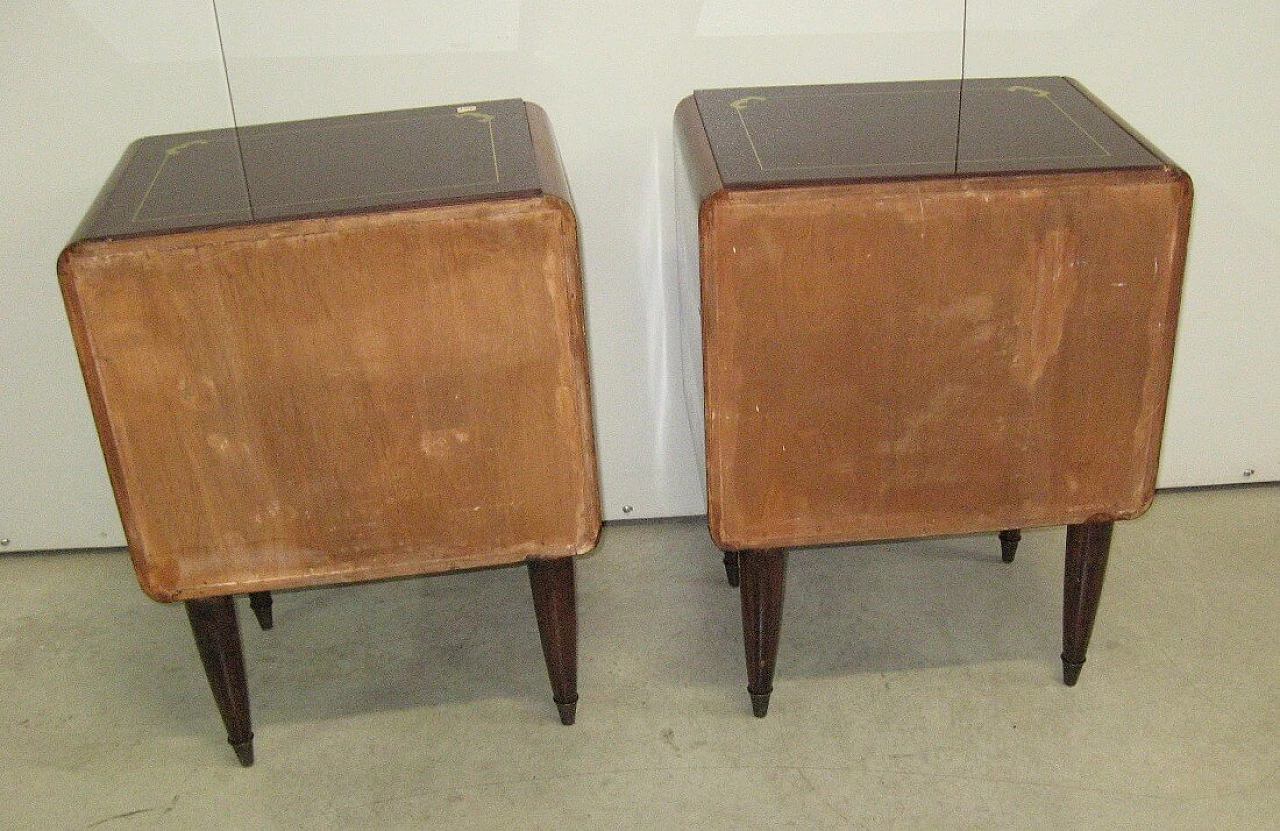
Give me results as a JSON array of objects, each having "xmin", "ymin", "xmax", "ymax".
[
  {"xmin": 697, "ymin": 170, "xmax": 1190, "ymax": 550},
  {"xmin": 61, "ymin": 195, "xmax": 599, "ymax": 600}
]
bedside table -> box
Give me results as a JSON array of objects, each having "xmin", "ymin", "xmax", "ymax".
[
  {"xmin": 676, "ymin": 77, "xmax": 1192, "ymax": 715},
  {"xmin": 60, "ymin": 99, "xmax": 599, "ymax": 763}
]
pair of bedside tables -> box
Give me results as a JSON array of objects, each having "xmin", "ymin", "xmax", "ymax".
[{"xmin": 59, "ymin": 78, "xmax": 1191, "ymax": 764}]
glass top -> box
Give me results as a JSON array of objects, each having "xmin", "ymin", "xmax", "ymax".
[
  {"xmin": 693, "ymin": 77, "xmax": 1164, "ymax": 188},
  {"xmin": 74, "ymin": 98, "xmax": 541, "ymax": 242}
]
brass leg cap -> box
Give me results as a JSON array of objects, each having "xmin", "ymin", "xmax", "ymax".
[{"xmin": 555, "ymin": 697, "xmax": 578, "ymax": 726}]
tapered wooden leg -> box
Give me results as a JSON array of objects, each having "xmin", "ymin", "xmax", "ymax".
[
  {"xmin": 185, "ymin": 596, "xmax": 254, "ymax": 766},
  {"xmin": 248, "ymin": 591, "xmax": 274, "ymax": 630},
  {"xmin": 1062, "ymin": 521, "xmax": 1113, "ymax": 686},
  {"xmin": 999, "ymin": 529, "xmax": 1022, "ymax": 563},
  {"xmin": 528, "ymin": 557, "xmax": 578, "ymax": 725},
  {"xmin": 723, "ymin": 551, "xmax": 741, "ymax": 587},
  {"xmin": 739, "ymin": 548, "xmax": 787, "ymax": 717}
]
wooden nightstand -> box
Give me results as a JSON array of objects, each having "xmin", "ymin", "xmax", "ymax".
[
  {"xmin": 59, "ymin": 99, "xmax": 599, "ymax": 764},
  {"xmin": 676, "ymin": 77, "xmax": 1192, "ymax": 715}
]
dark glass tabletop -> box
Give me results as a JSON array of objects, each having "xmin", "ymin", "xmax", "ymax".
[
  {"xmin": 74, "ymin": 98, "xmax": 541, "ymax": 242},
  {"xmin": 692, "ymin": 77, "xmax": 1164, "ymax": 188}
]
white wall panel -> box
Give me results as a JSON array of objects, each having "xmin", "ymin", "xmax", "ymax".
[
  {"xmin": 0, "ymin": 2, "xmax": 233, "ymax": 551},
  {"xmin": 19, "ymin": 4, "xmax": 1269, "ymax": 548},
  {"xmin": 965, "ymin": 1, "xmax": 1279, "ymax": 487}
]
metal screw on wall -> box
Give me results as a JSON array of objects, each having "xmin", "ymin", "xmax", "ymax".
[
  {"xmin": 1, "ymin": 538, "xmax": 10, "ymax": 546},
  {"xmin": 1242, "ymin": 469, "xmax": 1255, "ymax": 477},
  {"xmin": 621, "ymin": 505, "xmax": 634, "ymax": 514}
]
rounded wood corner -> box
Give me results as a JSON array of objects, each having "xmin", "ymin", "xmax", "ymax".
[
  {"xmin": 697, "ymin": 188, "xmax": 733, "ymax": 234},
  {"xmin": 583, "ymin": 517, "xmax": 601, "ymax": 550},
  {"xmin": 538, "ymin": 192, "xmax": 578, "ymax": 226},
  {"xmin": 1165, "ymin": 165, "xmax": 1194, "ymax": 202},
  {"xmin": 577, "ymin": 517, "xmax": 603, "ymax": 555},
  {"xmin": 136, "ymin": 571, "xmax": 182, "ymax": 604},
  {"xmin": 55, "ymin": 242, "xmax": 80, "ymax": 275},
  {"xmin": 56, "ymin": 240, "xmax": 97, "ymax": 283},
  {"xmin": 537, "ymin": 192, "xmax": 583, "ymax": 277},
  {"xmin": 706, "ymin": 512, "xmax": 740, "ymax": 553},
  {"xmin": 1119, "ymin": 489, "xmax": 1157, "ymax": 522}
]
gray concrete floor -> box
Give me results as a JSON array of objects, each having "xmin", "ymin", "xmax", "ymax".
[{"xmin": 1, "ymin": 485, "xmax": 1276, "ymax": 828}]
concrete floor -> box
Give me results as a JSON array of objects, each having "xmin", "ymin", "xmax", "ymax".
[{"xmin": 1, "ymin": 485, "xmax": 1275, "ymax": 828}]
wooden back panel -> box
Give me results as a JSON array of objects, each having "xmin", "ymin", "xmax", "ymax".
[
  {"xmin": 700, "ymin": 170, "xmax": 1191, "ymax": 550},
  {"xmin": 60, "ymin": 196, "xmax": 599, "ymax": 600}
]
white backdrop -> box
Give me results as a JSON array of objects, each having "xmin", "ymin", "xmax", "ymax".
[{"xmin": 1, "ymin": 2, "xmax": 1275, "ymax": 551}]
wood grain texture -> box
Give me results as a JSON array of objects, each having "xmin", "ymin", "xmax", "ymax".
[
  {"xmin": 60, "ymin": 195, "xmax": 600, "ymax": 601},
  {"xmin": 698, "ymin": 169, "xmax": 1191, "ymax": 550}
]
